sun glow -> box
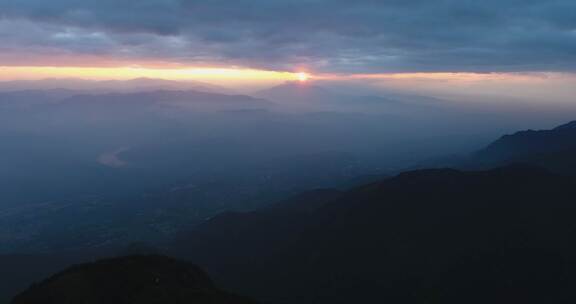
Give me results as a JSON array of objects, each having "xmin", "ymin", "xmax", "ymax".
[{"xmin": 297, "ymin": 72, "xmax": 309, "ymax": 82}]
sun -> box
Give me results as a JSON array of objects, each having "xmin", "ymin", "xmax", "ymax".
[{"xmin": 297, "ymin": 72, "xmax": 309, "ymax": 82}]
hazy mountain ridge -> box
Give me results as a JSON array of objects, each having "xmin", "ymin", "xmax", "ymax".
[
  {"xmin": 470, "ymin": 120, "xmax": 576, "ymax": 173},
  {"xmin": 0, "ymin": 89, "xmax": 273, "ymax": 115},
  {"xmin": 0, "ymin": 78, "xmax": 232, "ymax": 94},
  {"xmin": 255, "ymin": 81, "xmax": 446, "ymax": 115}
]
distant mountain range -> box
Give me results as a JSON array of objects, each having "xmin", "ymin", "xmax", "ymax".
[
  {"xmin": 0, "ymin": 88, "xmax": 270, "ymax": 116},
  {"xmin": 255, "ymin": 81, "xmax": 335, "ymax": 102},
  {"xmin": 0, "ymin": 78, "xmax": 447, "ymax": 116},
  {"xmin": 0, "ymin": 78, "xmax": 232, "ymax": 94},
  {"xmin": 45, "ymin": 89, "xmax": 274, "ymax": 113},
  {"xmin": 255, "ymin": 81, "xmax": 444, "ymax": 114}
]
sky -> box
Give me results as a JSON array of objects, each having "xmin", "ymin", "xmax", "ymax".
[{"xmin": 0, "ymin": 0, "xmax": 576, "ymax": 89}]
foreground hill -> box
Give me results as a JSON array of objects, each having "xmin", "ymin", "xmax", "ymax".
[
  {"xmin": 12, "ymin": 255, "xmax": 257, "ymax": 304},
  {"xmin": 171, "ymin": 165, "xmax": 576, "ymax": 303}
]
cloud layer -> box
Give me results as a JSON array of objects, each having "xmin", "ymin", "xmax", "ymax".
[{"xmin": 1, "ymin": 0, "xmax": 576, "ymax": 72}]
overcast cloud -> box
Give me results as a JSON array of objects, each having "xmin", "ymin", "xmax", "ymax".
[{"xmin": 1, "ymin": 0, "xmax": 576, "ymax": 72}]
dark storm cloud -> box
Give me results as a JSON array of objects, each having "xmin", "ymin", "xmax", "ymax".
[{"xmin": 1, "ymin": 0, "xmax": 576, "ymax": 72}]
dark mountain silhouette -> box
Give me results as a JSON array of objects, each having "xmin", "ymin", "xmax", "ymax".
[
  {"xmin": 471, "ymin": 120, "xmax": 576, "ymax": 174},
  {"xmin": 170, "ymin": 165, "xmax": 576, "ymax": 304},
  {"xmin": 172, "ymin": 189, "xmax": 342, "ymax": 267},
  {"xmin": 12, "ymin": 255, "xmax": 257, "ymax": 304},
  {"xmin": 0, "ymin": 253, "xmax": 89, "ymax": 304}
]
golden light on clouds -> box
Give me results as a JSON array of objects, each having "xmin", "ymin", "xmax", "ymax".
[
  {"xmin": 0, "ymin": 66, "xmax": 306, "ymax": 83},
  {"xmin": 1, "ymin": 65, "xmax": 570, "ymax": 94},
  {"xmin": 0, "ymin": 65, "xmax": 321, "ymax": 91}
]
